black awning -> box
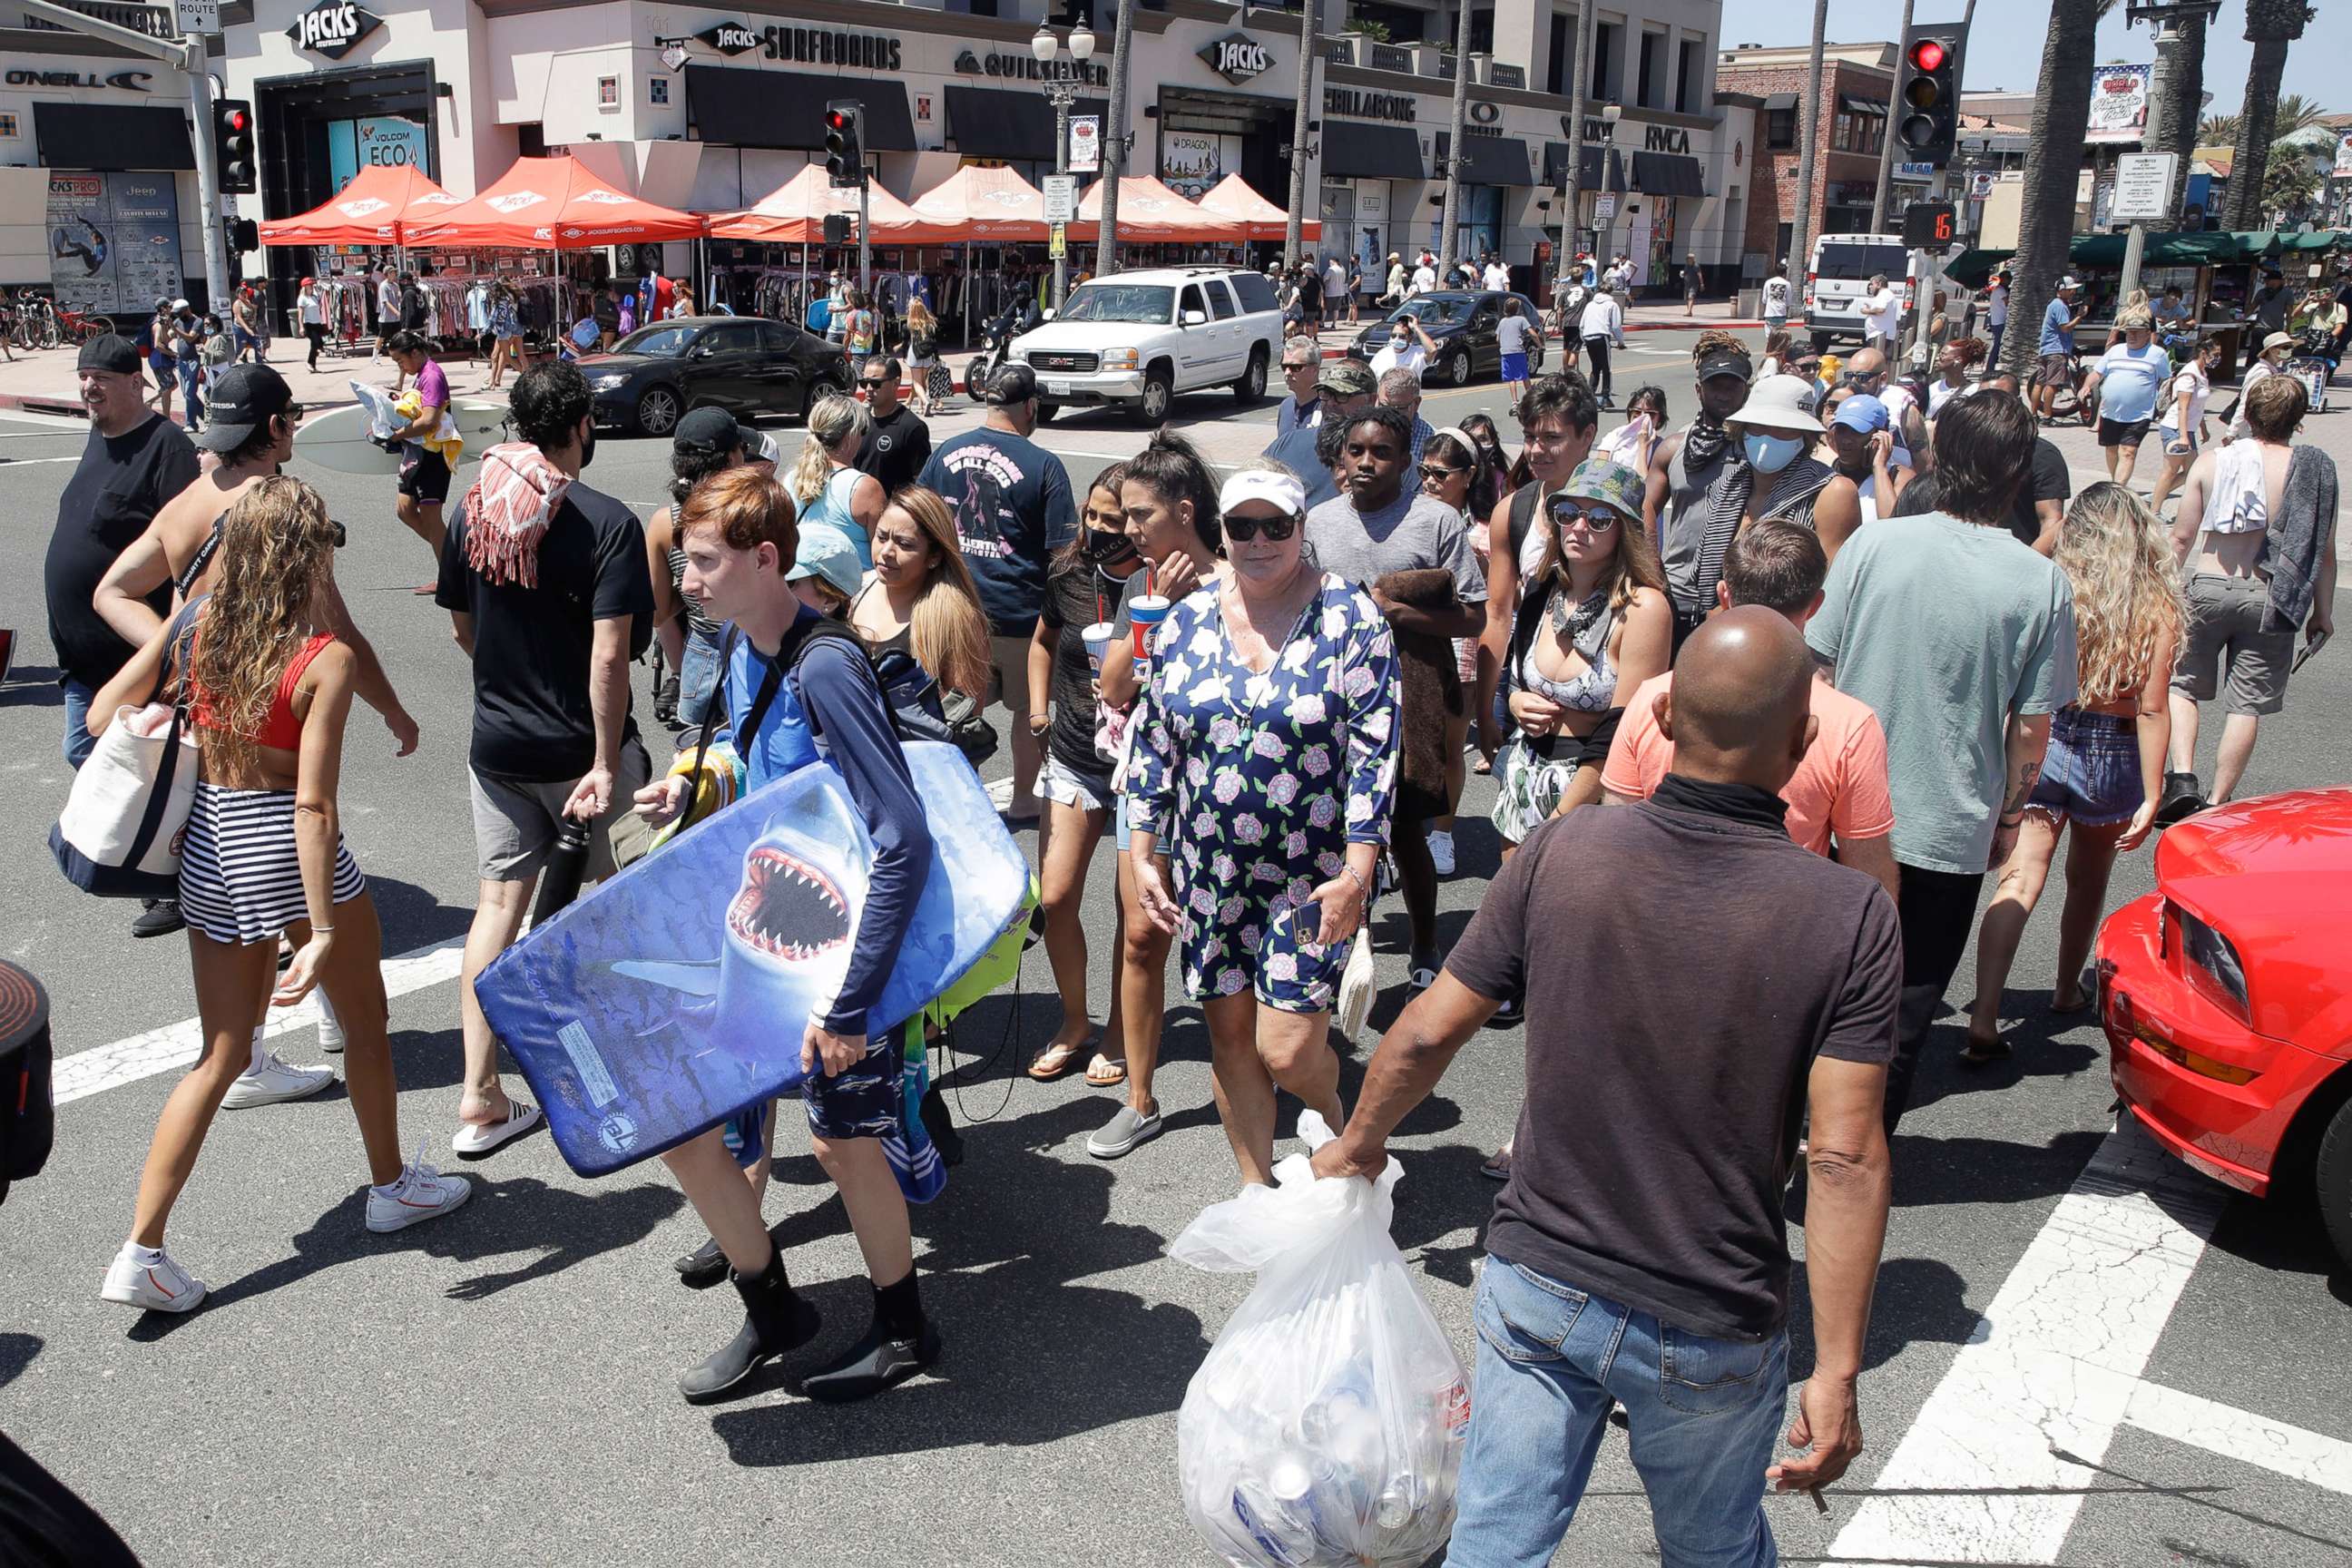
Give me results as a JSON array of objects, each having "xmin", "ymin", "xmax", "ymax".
[
  {"xmin": 1455, "ymin": 134, "xmax": 1533, "ymax": 187},
  {"xmin": 1762, "ymin": 92, "xmax": 1798, "ymax": 113},
  {"xmin": 36, "ymin": 103, "xmax": 194, "ymax": 172},
  {"xmin": 687, "ymin": 65, "xmax": 916, "ymax": 152},
  {"xmin": 1540, "ymin": 142, "xmax": 1628, "ymax": 192},
  {"xmin": 942, "ymin": 83, "xmax": 1108, "ymax": 163},
  {"xmin": 1323, "ymin": 122, "xmax": 1425, "ymax": 181},
  {"xmin": 1631, "ymin": 151, "xmax": 1706, "ymax": 198},
  {"xmin": 1837, "ymin": 94, "xmax": 1887, "ymax": 117}
]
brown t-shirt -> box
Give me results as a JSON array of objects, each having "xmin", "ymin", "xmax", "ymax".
[{"xmin": 1446, "ymin": 780, "xmax": 1901, "ymax": 1339}]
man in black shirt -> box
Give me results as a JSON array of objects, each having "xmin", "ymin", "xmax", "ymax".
[
  {"xmin": 1314, "ymin": 609, "xmax": 1898, "ymax": 1565},
  {"xmin": 436, "ymin": 361, "xmax": 654, "ymax": 1160},
  {"xmin": 43, "ymin": 334, "xmax": 201, "ymax": 936},
  {"xmin": 1903, "ymin": 371, "xmax": 2068, "ymax": 553},
  {"xmin": 852, "ymin": 355, "xmax": 931, "ymax": 496}
]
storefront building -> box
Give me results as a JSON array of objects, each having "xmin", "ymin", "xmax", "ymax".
[
  {"xmin": 1719, "ymin": 39, "xmax": 1910, "ymax": 267},
  {"xmin": 200, "ymin": 1, "xmax": 1738, "ymax": 299},
  {"xmin": 0, "ymin": 4, "xmax": 204, "ymax": 318}
]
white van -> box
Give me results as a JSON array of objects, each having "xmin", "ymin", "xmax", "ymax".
[{"xmin": 1804, "ymin": 234, "xmax": 1919, "ymax": 352}]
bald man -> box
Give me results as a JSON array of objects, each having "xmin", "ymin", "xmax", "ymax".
[
  {"xmin": 1313, "ymin": 605, "xmax": 1900, "ymax": 1567},
  {"xmin": 1839, "ymin": 346, "xmax": 1926, "ymax": 470}
]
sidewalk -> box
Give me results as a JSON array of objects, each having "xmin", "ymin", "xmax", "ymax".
[{"xmin": 0, "ymin": 340, "xmax": 513, "ymax": 419}]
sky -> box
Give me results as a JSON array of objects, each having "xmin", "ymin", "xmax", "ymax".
[{"xmin": 1719, "ymin": 0, "xmax": 2337, "ymax": 117}]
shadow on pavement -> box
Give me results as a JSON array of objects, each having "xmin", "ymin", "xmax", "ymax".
[
  {"xmin": 1885, "ymin": 1128, "xmax": 2111, "ymax": 1210},
  {"xmin": 1900, "ymin": 1009, "xmax": 2102, "ymax": 1124},
  {"xmin": 0, "ymin": 662, "xmax": 62, "ymax": 710},
  {"xmin": 368, "ymin": 875, "xmax": 473, "ymax": 954},
  {"xmin": 1785, "ymin": 1256, "xmax": 1978, "ymax": 1377},
  {"xmin": 2206, "ymin": 1186, "xmax": 2352, "ymax": 1303},
  {"xmin": 0, "ymin": 1331, "xmax": 41, "ymax": 1389}
]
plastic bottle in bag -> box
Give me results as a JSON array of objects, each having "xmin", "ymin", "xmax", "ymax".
[{"xmin": 1171, "ymin": 1112, "xmax": 1468, "ymax": 1568}]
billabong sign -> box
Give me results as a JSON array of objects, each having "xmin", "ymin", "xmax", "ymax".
[
  {"xmin": 696, "ymin": 21, "xmax": 761, "ymax": 56},
  {"xmin": 1198, "ymin": 33, "xmax": 1270, "ymax": 85},
  {"xmin": 286, "ymin": 1, "xmax": 382, "ymax": 61}
]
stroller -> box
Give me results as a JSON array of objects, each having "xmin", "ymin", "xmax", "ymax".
[{"xmin": 2286, "ymin": 326, "xmax": 2337, "ymax": 415}]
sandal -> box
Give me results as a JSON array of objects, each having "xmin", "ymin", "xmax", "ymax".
[
  {"xmin": 1083, "ymin": 1053, "xmax": 1128, "ymax": 1087},
  {"xmin": 1958, "ymin": 1034, "xmax": 2013, "ymax": 1067},
  {"xmin": 2049, "ymin": 991, "xmax": 2094, "ymax": 1016},
  {"xmin": 1479, "ymin": 1149, "xmax": 1512, "ymax": 1181},
  {"xmin": 1025, "ymin": 1038, "xmax": 1093, "ymax": 1082}
]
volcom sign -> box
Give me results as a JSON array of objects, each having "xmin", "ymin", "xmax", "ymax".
[
  {"xmin": 1198, "ymin": 33, "xmax": 1270, "ymax": 85},
  {"xmin": 286, "ymin": 1, "xmax": 382, "ymax": 61}
]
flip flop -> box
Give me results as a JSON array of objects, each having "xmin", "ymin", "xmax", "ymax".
[
  {"xmin": 1083, "ymin": 1054, "xmax": 1128, "ymax": 1087},
  {"xmin": 1957, "ymin": 1036, "xmax": 2013, "ymax": 1068},
  {"xmin": 1025, "ymin": 1036, "xmax": 1095, "ymax": 1082},
  {"xmin": 2050, "ymin": 989, "xmax": 2095, "ymax": 1016}
]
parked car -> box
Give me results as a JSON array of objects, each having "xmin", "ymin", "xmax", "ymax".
[
  {"xmin": 1348, "ymin": 290, "xmax": 1548, "ymax": 387},
  {"xmin": 1802, "ymin": 233, "xmax": 1919, "ymax": 353},
  {"xmin": 1009, "ymin": 266, "xmax": 1284, "ymax": 425},
  {"xmin": 2096, "ymin": 788, "xmax": 2352, "ymax": 1266},
  {"xmin": 581, "ymin": 316, "xmax": 849, "ymax": 436}
]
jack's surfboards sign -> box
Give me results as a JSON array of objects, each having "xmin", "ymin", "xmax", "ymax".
[{"xmin": 287, "ymin": 0, "xmax": 384, "ymax": 61}]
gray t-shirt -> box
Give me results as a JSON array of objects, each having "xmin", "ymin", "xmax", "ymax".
[
  {"xmin": 1806, "ymin": 512, "xmax": 2078, "ymax": 874},
  {"xmin": 1305, "ymin": 488, "xmax": 1486, "ymax": 604}
]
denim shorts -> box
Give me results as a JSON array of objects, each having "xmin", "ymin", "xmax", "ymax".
[
  {"xmin": 2025, "ymin": 707, "xmax": 2144, "ymax": 828},
  {"xmin": 677, "ymin": 622, "xmax": 724, "ymax": 729},
  {"xmin": 1037, "ymin": 754, "xmax": 1112, "ymax": 814}
]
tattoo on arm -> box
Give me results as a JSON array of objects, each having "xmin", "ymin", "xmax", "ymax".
[{"xmin": 2003, "ymin": 756, "xmax": 2038, "ymax": 814}]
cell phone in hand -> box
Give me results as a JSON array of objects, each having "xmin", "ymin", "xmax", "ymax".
[{"xmin": 2292, "ymin": 628, "xmax": 2330, "ymax": 673}]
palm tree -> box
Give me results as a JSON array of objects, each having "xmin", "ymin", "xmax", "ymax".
[
  {"xmin": 2155, "ymin": 8, "xmax": 2206, "ymax": 225},
  {"xmin": 1788, "ymin": 0, "xmax": 1829, "ymax": 289},
  {"xmin": 2201, "ymin": 94, "xmax": 2327, "ymax": 149},
  {"xmin": 2002, "ymin": 0, "xmax": 2109, "ymax": 384},
  {"xmin": 1868, "ymin": 0, "xmax": 1916, "ymax": 234},
  {"xmin": 2224, "ymin": 3, "xmax": 2317, "ymax": 230}
]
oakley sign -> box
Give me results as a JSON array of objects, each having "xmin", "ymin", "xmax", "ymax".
[
  {"xmin": 286, "ymin": 1, "xmax": 383, "ymax": 61},
  {"xmin": 1198, "ymin": 33, "xmax": 1270, "ymax": 85}
]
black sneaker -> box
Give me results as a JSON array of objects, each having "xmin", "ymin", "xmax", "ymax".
[
  {"xmin": 673, "ymin": 1234, "xmax": 728, "ymax": 1289},
  {"xmin": 2154, "ymin": 771, "xmax": 2205, "ymax": 828},
  {"xmin": 800, "ymin": 1320, "xmax": 942, "ymax": 1405},
  {"xmin": 132, "ymin": 898, "xmax": 185, "ymax": 939}
]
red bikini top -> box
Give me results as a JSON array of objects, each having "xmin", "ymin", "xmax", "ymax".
[{"xmin": 189, "ymin": 625, "xmax": 337, "ymax": 751}]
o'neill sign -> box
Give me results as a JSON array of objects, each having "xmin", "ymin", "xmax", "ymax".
[{"xmin": 287, "ymin": 1, "xmax": 383, "ymax": 62}]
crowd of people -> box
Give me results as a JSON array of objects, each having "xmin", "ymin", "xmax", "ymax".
[{"xmin": 34, "ymin": 237, "xmax": 2342, "ymax": 1563}]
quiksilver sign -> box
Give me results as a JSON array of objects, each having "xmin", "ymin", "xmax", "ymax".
[
  {"xmin": 286, "ymin": 0, "xmax": 383, "ymax": 61},
  {"xmin": 1198, "ymin": 33, "xmax": 1270, "ymax": 85}
]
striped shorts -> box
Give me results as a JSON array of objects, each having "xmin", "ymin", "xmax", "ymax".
[{"xmin": 178, "ymin": 782, "xmax": 366, "ymax": 946}]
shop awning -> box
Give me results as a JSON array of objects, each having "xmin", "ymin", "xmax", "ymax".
[
  {"xmin": 1196, "ymin": 172, "xmax": 1319, "ymax": 241},
  {"xmin": 705, "ymin": 163, "xmax": 956, "ymax": 245},
  {"xmin": 1454, "ymin": 135, "xmax": 1534, "ymax": 187},
  {"xmin": 259, "ymin": 162, "xmax": 461, "ymax": 247},
  {"xmin": 685, "ymin": 65, "xmax": 917, "ymax": 152},
  {"xmin": 1539, "ymin": 142, "xmax": 1627, "ymax": 193},
  {"xmin": 402, "ymin": 155, "xmax": 705, "ymax": 249},
  {"xmin": 908, "ymin": 162, "xmax": 1052, "ymax": 241},
  {"xmin": 37, "ymin": 103, "xmax": 193, "ymax": 172},
  {"xmin": 1323, "ymin": 123, "xmax": 1424, "ymax": 182},
  {"xmin": 1761, "ymin": 93, "xmax": 1798, "ymax": 113},
  {"xmin": 1631, "ymin": 151, "xmax": 1706, "ymax": 199},
  {"xmin": 1937, "ymin": 230, "xmax": 2344, "ymax": 289},
  {"xmin": 1838, "ymin": 95, "xmax": 1887, "ymax": 117},
  {"xmin": 943, "ymin": 84, "xmax": 1108, "ymax": 164},
  {"xmin": 1077, "ymin": 175, "xmax": 1221, "ymax": 242}
]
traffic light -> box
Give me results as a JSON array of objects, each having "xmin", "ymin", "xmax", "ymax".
[
  {"xmin": 1894, "ymin": 24, "xmax": 1963, "ymax": 170},
  {"xmin": 823, "ymin": 101, "xmax": 865, "ymax": 190},
  {"xmin": 1900, "ymin": 201, "xmax": 1956, "ymax": 249},
  {"xmin": 230, "ymin": 218, "xmax": 260, "ymax": 251},
  {"xmin": 213, "ymin": 99, "xmax": 256, "ymax": 195}
]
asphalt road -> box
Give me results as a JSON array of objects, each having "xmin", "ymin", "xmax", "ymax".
[{"xmin": 4, "ymin": 347, "xmax": 2349, "ymax": 1567}]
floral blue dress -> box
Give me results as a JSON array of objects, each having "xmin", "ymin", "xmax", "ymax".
[{"xmin": 1127, "ymin": 574, "xmax": 1400, "ymax": 1012}]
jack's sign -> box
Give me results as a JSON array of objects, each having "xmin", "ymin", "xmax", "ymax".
[{"xmin": 287, "ymin": 1, "xmax": 383, "ymax": 61}]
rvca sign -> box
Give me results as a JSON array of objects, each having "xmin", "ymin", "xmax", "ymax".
[{"xmin": 286, "ymin": 1, "xmax": 383, "ymax": 61}]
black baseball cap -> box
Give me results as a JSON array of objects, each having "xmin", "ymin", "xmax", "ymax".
[
  {"xmin": 193, "ymin": 363, "xmax": 294, "ymax": 453},
  {"xmin": 672, "ymin": 405, "xmax": 758, "ymax": 458},
  {"xmin": 76, "ymin": 333, "xmax": 142, "ymax": 376},
  {"xmin": 1696, "ymin": 348, "xmax": 1750, "ymax": 384},
  {"xmin": 985, "ymin": 362, "xmax": 1039, "ymax": 406}
]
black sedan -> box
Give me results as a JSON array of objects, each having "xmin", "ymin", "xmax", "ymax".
[
  {"xmin": 1349, "ymin": 290, "xmax": 1548, "ymax": 387},
  {"xmin": 580, "ymin": 316, "xmax": 849, "ymax": 436}
]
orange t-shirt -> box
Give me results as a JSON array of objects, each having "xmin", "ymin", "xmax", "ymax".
[{"xmin": 1600, "ymin": 671, "xmax": 1895, "ymax": 856}]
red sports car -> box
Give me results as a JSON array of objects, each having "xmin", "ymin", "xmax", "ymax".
[{"xmin": 2098, "ymin": 788, "xmax": 2352, "ymax": 1267}]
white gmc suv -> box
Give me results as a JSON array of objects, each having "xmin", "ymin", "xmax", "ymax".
[{"xmin": 1012, "ymin": 267, "xmax": 1285, "ymax": 425}]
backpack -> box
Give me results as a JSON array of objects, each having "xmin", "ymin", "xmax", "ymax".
[
  {"xmin": 701, "ymin": 616, "xmax": 995, "ymax": 773},
  {"xmin": 0, "ymin": 960, "xmax": 53, "ymax": 1206}
]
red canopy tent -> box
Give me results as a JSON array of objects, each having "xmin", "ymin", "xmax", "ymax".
[
  {"xmin": 1076, "ymin": 176, "xmax": 1223, "ymax": 243},
  {"xmin": 909, "ymin": 164, "xmax": 1054, "ymax": 241},
  {"xmin": 1194, "ymin": 173, "xmax": 1319, "ymax": 243},
  {"xmin": 400, "ymin": 154, "xmax": 705, "ymax": 248},
  {"xmin": 257, "ymin": 162, "xmax": 462, "ymax": 247},
  {"xmin": 707, "ymin": 164, "xmax": 958, "ymax": 245}
]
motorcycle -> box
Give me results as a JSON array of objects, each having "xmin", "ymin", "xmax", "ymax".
[{"xmin": 964, "ymin": 305, "xmax": 1042, "ymax": 394}]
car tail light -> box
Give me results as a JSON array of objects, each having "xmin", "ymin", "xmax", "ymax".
[{"xmin": 2171, "ymin": 905, "xmax": 2251, "ymax": 1023}]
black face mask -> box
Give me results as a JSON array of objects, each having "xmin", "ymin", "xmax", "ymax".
[{"xmin": 1081, "ymin": 529, "xmax": 1136, "ymax": 565}]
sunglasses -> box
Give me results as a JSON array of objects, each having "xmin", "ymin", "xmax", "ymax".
[
  {"xmin": 1547, "ymin": 503, "xmax": 1621, "ymax": 532},
  {"xmin": 1418, "ymin": 464, "xmax": 1467, "ymax": 483},
  {"xmin": 858, "ymin": 377, "xmax": 892, "ymax": 389},
  {"xmin": 1222, "ymin": 511, "xmax": 1299, "ymax": 543}
]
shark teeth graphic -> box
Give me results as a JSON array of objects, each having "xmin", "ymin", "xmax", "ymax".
[{"xmin": 727, "ymin": 845, "xmax": 852, "ymax": 964}]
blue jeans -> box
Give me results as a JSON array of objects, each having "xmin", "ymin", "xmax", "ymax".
[
  {"xmin": 62, "ymin": 677, "xmax": 95, "ymax": 769},
  {"xmin": 176, "ymin": 360, "xmax": 203, "ymax": 424},
  {"xmin": 677, "ymin": 623, "xmax": 724, "ymax": 729},
  {"xmin": 1450, "ymin": 1255, "xmax": 1790, "ymax": 1567}
]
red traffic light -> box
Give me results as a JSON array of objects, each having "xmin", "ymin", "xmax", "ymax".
[
  {"xmin": 225, "ymin": 107, "xmax": 249, "ymax": 132},
  {"xmin": 1909, "ymin": 38, "xmax": 1946, "ymax": 73},
  {"xmin": 825, "ymin": 110, "xmax": 850, "ymax": 132}
]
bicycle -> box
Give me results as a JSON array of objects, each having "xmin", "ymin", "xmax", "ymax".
[{"xmin": 54, "ymin": 300, "xmax": 113, "ymax": 345}]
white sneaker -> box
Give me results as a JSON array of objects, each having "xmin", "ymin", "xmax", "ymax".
[
  {"xmin": 1427, "ymin": 829, "xmax": 1456, "ymax": 877},
  {"xmin": 317, "ymin": 1010, "xmax": 345, "ymax": 1055},
  {"xmin": 101, "ymin": 1242, "xmax": 208, "ymax": 1313},
  {"xmin": 366, "ymin": 1154, "xmax": 474, "ymax": 1233},
  {"xmin": 220, "ymin": 1047, "xmax": 336, "ymax": 1110}
]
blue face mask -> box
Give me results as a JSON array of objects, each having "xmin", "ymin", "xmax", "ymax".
[{"xmin": 1743, "ymin": 433, "xmax": 1805, "ymax": 474}]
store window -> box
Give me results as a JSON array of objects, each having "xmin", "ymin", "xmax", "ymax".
[
  {"xmin": 1637, "ymin": 32, "xmax": 1660, "ymax": 109},
  {"xmin": 1676, "ymin": 38, "xmax": 1700, "ymax": 114},
  {"xmin": 1452, "ymin": 187, "xmax": 1502, "ymax": 267},
  {"xmin": 1832, "ymin": 98, "xmax": 1886, "ymax": 156},
  {"xmin": 1766, "ymin": 107, "xmax": 1796, "ymax": 150},
  {"xmin": 1590, "ymin": 22, "xmax": 1618, "ymax": 101}
]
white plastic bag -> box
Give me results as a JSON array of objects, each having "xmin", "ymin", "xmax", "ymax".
[{"xmin": 1171, "ymin": 1112, "xmax": 1468, "ymax": 1568}]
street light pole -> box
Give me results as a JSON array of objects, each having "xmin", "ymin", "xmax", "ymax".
[
  {"xmin": 1032, "ymin": 22, "xmax": 1097, "ymax": 310},
  {"xmin": 1284, "ymin": 0, "xmax": 1319, "ymax": 265},
  {"xmin": 1100, "ymin": 0, "xmax": 1136, "ymax": 275},
  {"xmin": 1437, "ymin": 1, "xmax": 1475, "ymax": 282}
]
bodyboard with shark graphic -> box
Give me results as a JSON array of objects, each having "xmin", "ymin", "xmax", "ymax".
[{"xmin": 474, "ymin": 740, "xmax": 1028, "ymax": 1177}]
